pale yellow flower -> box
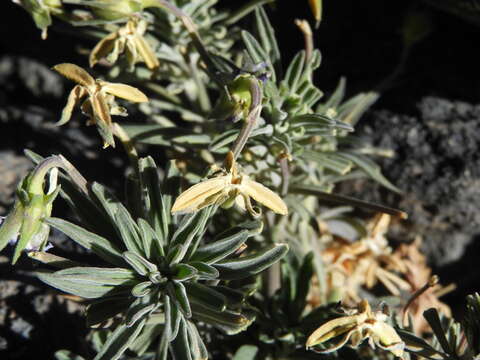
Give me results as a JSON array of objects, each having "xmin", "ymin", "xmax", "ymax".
[
  {"xmin": 306, "ymin": 300, "xmax": 404, "ymax": 357},
  {"xmin": 53, "ymin": 63, "xmax": 148, "ymax": 148},
  {"xmin": 171, "ymin": 152, "xmax": 288, "ymax": 216},
  {"xmin": 90, "ymin": 17, "xmax": 159, "ymax": 71}
]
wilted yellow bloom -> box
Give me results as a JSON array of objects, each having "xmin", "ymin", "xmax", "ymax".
[
  {"xmin": 90, "ymin": 17, "xmax": 159, "ymax": 71},
  {"xmin": 308, "ymin": 0, "xmax": 322, "ymax": 23},
  {"xmin": 171, "ymin": 152, "xmax": 288, "ymax": 216},
  {"xmin": 53, "ymin": 63, "xmax": 148, "ymax": 148},
  {"xmin": 306, "ymin": 300, "xmax": 404, "ymax": 357}
]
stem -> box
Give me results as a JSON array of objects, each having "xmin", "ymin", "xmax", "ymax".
[
  {"xmin": 402, "ymin": 275, "xmax": 439, "ymax": 327},
  {"xmin": 279, "ymin": 154, "xmax": 290, "ymax": 196},
  {"xmin": 231, "ymin": 80, "xmax": 263, "ymax": 159},
  {"xmin": 225, "ymin": 0, "xmax": 275, "ymax": 25},
  {"xmin": 29, "ymin": 156, "xmax": 88, "ymax": 196},
  {"xmin": 295, "ymin": 19, "xmax": 313, "ymax": 62},
  {"xmin": 112, "ymin": 123, "xmax": 139, "ymax": 176}
]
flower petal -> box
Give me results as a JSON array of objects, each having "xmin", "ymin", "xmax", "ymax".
[
  {"xmin": 89, "ymin": 31, "xmax": 118, "ymax": 67},
  {"xmin": 101, "ymin": 82, "xmax": 148, "ymax": 103},
  {"xmin": 171, "ymin": 176, "xmax": 230, "ymax": 214},
  {"xmin": 53, "ymin": 63, "xmax": 95, "ymax": 88},
  {"xmin": 309, "ymin": 329, "xmax": 355, "ymax": 354},
  {"xmin": 56, "ymin": 85, "xmax": 87, "ymax": 126},
  {"xmin": 240, "ymin": 177, "xmax": 288, "ymax": 215},
  {"xmin": 372, "ymin": 322, "xmax": 404, "ymax": 357},
  {"xmin": 133, "ymin": 34, "xmax": 159, "ymax": 70},
  {"xmin": 306, "ymin": 315, "xmax": 359, "ymax": 347}
]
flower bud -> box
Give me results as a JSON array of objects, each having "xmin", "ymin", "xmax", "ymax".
[
  {"xmin": 89, "ymin": 0, "xmax": 143, "ymax": 21},
  {"xmin": 0, "ymin": 162, "xmax": 60, "ymax": 264}
]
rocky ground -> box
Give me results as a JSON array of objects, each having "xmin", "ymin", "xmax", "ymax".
[{"xmin": 1, "ymin": 0, "xmax": 480, "ymax": 358}]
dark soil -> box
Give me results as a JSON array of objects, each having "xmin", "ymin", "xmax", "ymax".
[{"xmin": 1, "ymin": 0, "xmax": 480, "ymax": 358}]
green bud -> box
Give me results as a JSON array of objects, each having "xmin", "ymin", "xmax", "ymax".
[
  {"xmin": 211, "ymin": 74, "xmax": 258, "ymax": 122},
  {"xmin": 14, "ymin": 0, "xmax": 63, "ymax": 39},
  {"xmin": 88, "ymin": 0, "xmax": 143, "ymax": 21},
  {"xmin": 0, "ymin": 161, "xmax": 61, "ymax": 264}
]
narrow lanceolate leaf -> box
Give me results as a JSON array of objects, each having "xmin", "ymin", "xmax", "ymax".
[
  {"xmin": 336, "ymin": 152, "xmax": 401, "ymax": 193},
  {"xmin": 186, "ymin": 320, "xmax": 208, "ymax": 360},
  {"xmin": 53, "ymin": 63, "xmax": 95, "ymax": 87},
  {"xmin": 191, "ymin": 303, "xmax": 255, "ymax": 335},
  {"xmin": 46, "ymin": 217, "xmax": 125, "ymax": 267},
  {"xmin": 137, "ymin": 218, "xmax": 164, "ymax": 260},
  {"xmin": 91, "ymin": 182, "xmax": 144, "ymax": 255},
  {"xmin": 241, "ymin": 30, "xmax": 271, "ymax": 72},
  {"xmin": 185, "ymin": 282, "xmax": 227, "ymax": 312},
  {"xmin": 255, "ymin": 7, "xmax": 280, "ymax": 79},
  {"xmin": 191, "ymin": 228, "xmax": 250, "ymax": 264},
  {"xmin": 138, "ymin": 157, "xmax": 169, "ymax": 242},
  {"xmin": 128, "ymin": 323, "xmax": 163, "ymax": 356},
  {"xmin": 37, "ymin": 267, "xmax": 137, "ymax": 299},
  {"xmin": 125, "ymin": 296, "xmax": 158, "ymax": 327},
  {"xmin": 242, "ymin": 178, "xmax": 288, "ymax": 215},
  {"xmin": 122, "ymin": 251, "xmax": 157, "ymax": 276},
  {"xmin": 284, "ymin": 51, "xmax": 305, "ymax": 93},
  {"xmin": 101, "ymin": 82, "xmax": 149, "ymax": 103},
  {"xmin": 172, "ymin": 264, "xmax": 198, "ymax": 281},
  {"xmin": 215, "ymin": 244, "xmax": 289, "ymax": 280},
  {"xmin": 164, "ymin": 294, "xmax": 182, "ymax": 342},
  {"xmin": 188, "ymin": 262, "xmax": 219, "ymax": 279},
  {"xmin": 170, "ymin": 318, "xmax": 193, "ymax": 360},
  {"xmin": 168, "ymin": 209, "xmax": 210, "ymax": 263},
  {"xmin": 168, "ymin": 281, "xmax": 192, "ymax": 318},
  {"xmin": 28, "ymin": 251, "xmax": 80, "ymax": 269},
  {"xmin": 86, "ymin": 297, "xmax": 133, "ymax": 328},
  {"xmin": 93, "ymin": 319, "xmax": 146, "ymax": 360}
]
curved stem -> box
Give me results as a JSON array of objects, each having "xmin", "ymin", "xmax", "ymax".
[{"xmin": 231, "ymin": 80, "xmax": 263, "ymax": 159}]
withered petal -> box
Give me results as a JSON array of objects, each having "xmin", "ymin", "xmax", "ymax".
[
  {"xmin": 101, "ymin": 82, "xmax": 148, "ymax": 103},
  {"xmin": 56, "ymin": 85, "xmax": 87, "ymax": 126},
  {"xmin": 53, "ymin": 63, "xmax": 95, "ymax": 88}
]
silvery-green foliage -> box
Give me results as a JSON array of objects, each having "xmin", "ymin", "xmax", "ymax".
[{"xmin": 27, "ymin": 152, "xmax": 287, "ymax": 360}]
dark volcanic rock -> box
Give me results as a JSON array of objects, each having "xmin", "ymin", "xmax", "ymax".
[{"xmin": 350, "ymin": 97, "xmax": 480, "ymax": 266}]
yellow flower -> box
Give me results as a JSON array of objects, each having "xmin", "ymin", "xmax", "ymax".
[
  {"xmin": 53, "ymin": 63, "xmax": 148, "ymax": 148},
  {"xmin": 306, "ymin": 300, "xmax": 404, "ymax": 357},
  {"xmin": 89, "ymin": 17, "xmax": 159, "ymax": 71},
  {"xmin": 171, "ymin": 152, "xmax": 288, "ymax": 216}
]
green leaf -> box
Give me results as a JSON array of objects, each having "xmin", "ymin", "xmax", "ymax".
[
  {"xmin": 186, "ymin": 320, "xmax": 208, "ymax": 360},
  {"xmin": 168, "ymin": 281, "xmax": 192, "ymax": 318},
  {"xmin": 122, "ymin": 124, "xmax": 209, "ymax": 146},
  {"xmin": 37, "ymin": 267, "xmax": 137, "ymax": 299},
  {"xmin": 165, "ymin": 294, "xmax": 182, "ymax": 342},
  {"xmin": 398, "ymin": 329, "xmax": 447, "ymax": 360},
  {"xmin": 122, "ymin": 251, "xmax": 157, "ymax": 276},
  {"xmin": 86, "ymin": 297, "xmax": 133, "ymax": 328},
  {"xmin": 301, "ymin": 150, "xmax": 353, "ymax": 175},
  {"xmin": 128, "ymin": 323, "xmax": 163, "ymax": 356},
  {"xmin": 185, "ymin": 282, "xmax": 227, "ymax": 312},
  {"xmin": 169, "ymin": 209, "xmax": 210, "ymax": 264},
  {"xmin": 423, "ymin": 308, "xmax": 453, "ymax": 355},
  {"xmin": 191, "ymin": 226, "xmax": 252, "ymax": 264},
  {"xmin": 125, "ymin": 296, "xmax": 158, "ymax": 327},
  {"xmin": 215, "ymin": 244, "xmax": 289, "ymax": 280},
  {"xmin": 46, "ymin": 217, "xmax": 125, "ymax": 267},
  {"xmin": 93, "ymin": 319, "xmax": 146, "ymax": 360},
  {"xmin": 138, "ymin": 157, "xmax": 169, "ymax": 242},
  {"xmin": 170, "ymin": 318, "xmax": 193, "ymax": 360},
  {"xmin": 241, "ymin": 30, "xmax": 272, "ymax": 74},
  {"xmin": 0, "ymin": 203, "xmax": 22, "ymax": 252},
  {"xmin": 55, "ymin": 350, "xmax": 85, "ymax": 360},
  {"xmin": 254, "ymin": 7, "xmax": 280, "ymax": 79},
  {"xmin": 91, "ymin": 182, "xmax": 144, "ymax": 255},
  {"xmin": 131, "ymin": 281, "xmax": 153, "ymax": 298},
  {"xmin": 137, "ymin": 218, "xmax": 165, "ymax": 260},
  {"xmin": 336, "ymin": 152, "xmax": 401, "ymax": 193},
  {"xmin": 188, "ymin": 261, "xmax": 219, "ymax": 279},
  {"xmin": 172, "ymin": 263, "xmax": 198, "ymax": 281},
  {"xmin": 284, "ymin": 51, "xmax": 305, "ymax": 93},
  {"xmin": 233, "ymin": 345, "xmax": 259, "ymax": 360},
  {"xmin": 28, "ymin": 251, "xmax": 80, "ymax": 269},
  {"xmin": 191, "ymin": 302, "xmax": 255, "ymax": 335}
]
